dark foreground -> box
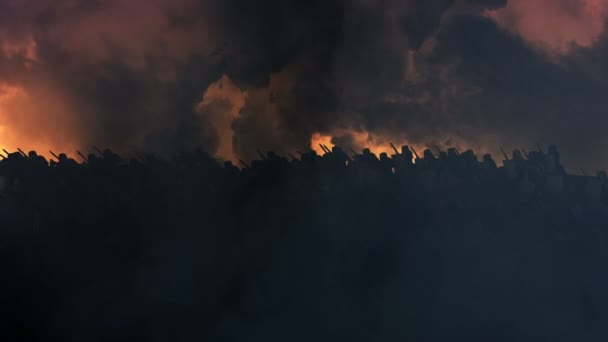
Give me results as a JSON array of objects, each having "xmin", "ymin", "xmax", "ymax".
[{"xmin": 2, "ymin": 146, "xmax": 608, "ymax": 341}]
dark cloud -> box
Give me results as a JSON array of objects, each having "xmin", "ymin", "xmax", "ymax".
[
  {"xmin": 217, "ymin": 0, "xmax": 345, "ymax": 87},
  {"xmin": 430, "ymin": 15, "xmax": 608, "ymax": 170},
  {"xmin": 401, "ymin": 0, "xmax": 456, "ymax": 49}
]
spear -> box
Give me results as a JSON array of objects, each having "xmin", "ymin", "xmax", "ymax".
[
  {"xmin": 409, "ymin": 147, "xmax": 420, "ymax": 159},
  {"xmin": 92, "ymin": 146, "xmax": 104, "ymax": 156},
  {"xmin": 49, "ymin": 151, "xmax": 60, "ymax": 161},
  {"xmin": 433, "ymin": 145, "xmax": 442, "ymax": 156},
  {"xmin": 499, "ymin": 146, "xmax": 509, "ymax": 161},
  {"xmin": 17, "ymin": 148, "xmax": 27, "ymax": 157},
  {"xmin": 257, "ymin": 149, "xmax": 267, "ymax": 160},
  {"xmin": 76, "ymin": 151, "xmax": 88, "ymax": 162},
  {"xmin": 389, "ymin": 142, "xmax": 400, "ymax": 155},
  {"xmin": 239, "ymin": 159, "xmax": 251, "ymax": 169}
]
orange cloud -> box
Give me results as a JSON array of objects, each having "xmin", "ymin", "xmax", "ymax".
[
  {"xmin": 486, "ymin": 0, "xmax": 608, "ymax": 56},
  {"xmin": 196, "ymin": 75, "xmax": 246, "ymax": 162},
  {"xmin": 0, "ymin": 82, "xmax": 81, "ymax": 159},
  {"xmin": 0, "ymin": 0, "xmax": 218, "ymax": 74}
]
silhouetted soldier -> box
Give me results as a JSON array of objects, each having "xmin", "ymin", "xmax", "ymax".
[
  {"xmin": 598, "ymin": 170, "xmax": 607, "ymax": 183},
  {"xmin": 379, "ymin": 152, "xmax": 394, "ymax": 173},
  {"xmin": 266, "ymin": 151, "xmax": 287, "ymax": 165},
  {"xmin": 102, "ymin": 149, "xmax": 122, "ymax": 165},
  {"xmin": 323, "ymin": 146, "xmax": 349, "ymax": 173},
  {"xmin": 504, "ymin": 149, "xmax": 525, "ymax": 180},
  {"xmin": 59, "ymin": 153, "xmax": 77, "ymax": 166},
  {"xmin": 332, "ymin": 146, "xmax": 350, "ymax": 165},
  {"xmin": 482, "ymin": 154, "xmax": 497, "ymax": 170},
  {"xmin": 512, "ymin": 149, "xmax": 524, "ymax": 162},
  {"xmin": 447, "ymin": 148, "xmax": 459, "ymax": 160},
  {"xmin": 224, "ymin": 161, "xmax": 240, "ymax": 177},
  {"xmin": 546, "ymin": 145, "xmax": 565, "ymax": 175},
  {"xmin": 360, "ymin": 148, "xmax": 378, "ymax": 163},
  {"xmin": 86, "ymin": 154, "xmax": 100, "ymax": 168},
  {"xmin": 479, "ymin": 153, "xmax": 498, "ymax": 185},
  {"xmin": 27, "ymin": 151, "xmax": 48, "ymax": 169},
  {"xmin": 299, "ymin": 150, "xmax": 319, "ymax": 165},
  {"xmin": 526, "ymin": 151, "xmax": 544, "ymax": 170},
  {"xmin": 401, "ymin": 146, "xmax": 414, "ymax": 166},
  {"xmin": 416, "ymin": 148, "xmax": 436, "ymax": 169}
]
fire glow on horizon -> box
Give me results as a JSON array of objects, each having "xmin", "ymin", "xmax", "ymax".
[
  {"xmin": 310, "ymin": 131, "xmax": 429, "ymax": 159},
  {"xmin": 0, "ymin": 83, "xmax": 78, "ymax": 160}
]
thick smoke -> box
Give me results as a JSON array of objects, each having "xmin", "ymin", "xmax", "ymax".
[{"xmin": 1, "ymin": 0, "xmax": 608, "ymax": 169}]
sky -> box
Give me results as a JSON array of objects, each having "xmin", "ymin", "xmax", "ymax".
[{"xmin": 1, "ymin": 0, "xmax": 608, "ymax": 171}]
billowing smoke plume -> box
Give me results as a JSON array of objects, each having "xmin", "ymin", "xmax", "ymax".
[{"xmin": 1, "ymin": 0, "xmax": 608, "ymax": 170}]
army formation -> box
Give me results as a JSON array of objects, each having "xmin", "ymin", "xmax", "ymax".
[
  {"xmin": 0, "ymin": 143, "xmax": 606, "ymax": 209},
  {"xmin": 2, "ymin": 143, "xmax": 608, "ymax": 341}
]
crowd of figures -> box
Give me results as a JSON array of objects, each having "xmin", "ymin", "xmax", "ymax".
[{"xmin": 2, "ymin": 144, "xmax": 608, "ymax": 341}]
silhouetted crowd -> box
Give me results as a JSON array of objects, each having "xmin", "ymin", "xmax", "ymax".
[{"xmin": 2, "ymin": 145, "xmax": 608, "ymax": 341}]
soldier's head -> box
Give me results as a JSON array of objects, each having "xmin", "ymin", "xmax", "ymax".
[
  {"xmin": 483, "ymin": 154, "xmax": 494, "ymax": 163},
  {"xmin": 28, "ymin": 151, "xmax": 37, "ymax": 158},
  {"xmin": 58, "ymin": 153, "xmax": 67, "ymax": 161},
  {"xmin": 362, "ymin": 148, "xmax": 371, "ymax": 155},
  {"xmin": 512, "ymin": 149, "xmax": 523, "ymax": 160},
  {"xmin": 423, "ymin": 149, "xmax": 434, "ymax": 159},
  {"xmin": 548, "ymin": 145, "xmax": 559, "ymax": 159},
  {"xmin": 103, "ymin": 149, "xmax": 117, "ymax": 159},
  {"xmin": 463, "ymin": 150, "xmax": 477, "ymax": 161},
  {"xmin": 447, "ymin": 148, "xmax": 459, "ymax": 158},
  {"xmin": 401, "ymin": 146, "xmax": 412, "ymax": 156},
  {"xmin": 527, "ymin": 151, "xmax": 539, "ymax": 161},
  {"xmin": 332, "ymin": 146, "xmax": 344, "ymax": 154},
  {"xmin": 380, "ymin": 152, "xmax": 388, "ymax": 160}
]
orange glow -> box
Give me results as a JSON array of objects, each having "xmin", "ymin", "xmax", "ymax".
[
  {"xmin": 196, "ymin": 75, "xmax": 246, "ymax": 163},
  {"xmin": 308, "ymin": 130, "xmax": 510, "ymax": 165},
  {"xmin": 309, "ymin": 130, "xmax": 428, "ymax": 159},
  {"xmin": 1, "ymin": 34, "xmax": 38, "ymax": 64},
  {"xmin": 310, "ymin": 133, "xmax": 335, "ymax": 154},
  {"xmin": 0, "ymin": 83, "xmax": 79, "ymax": 161},
  {"xmin": 486, "ymin": 0, "xmax": 608, "ymax": 56}
]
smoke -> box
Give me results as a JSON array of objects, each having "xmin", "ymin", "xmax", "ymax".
[
  {"xmin": 1, "ymin": 0, "xmax": 608, "ymax": 169},
  {"xmin": 486, "ymin": 0, "xmax": 608, "ymax": 56}
]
